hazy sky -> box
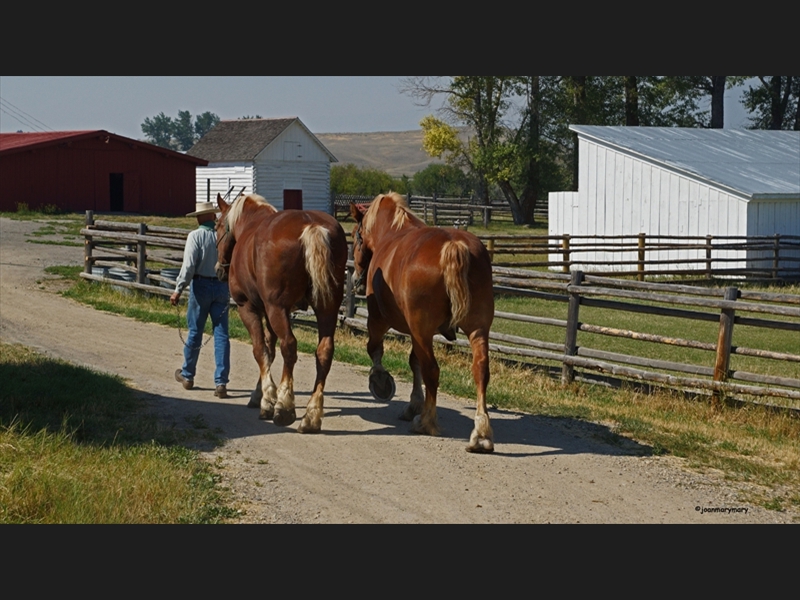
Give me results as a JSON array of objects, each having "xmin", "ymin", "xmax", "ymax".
[{"xmin": 0, "ymin": 76, "xmax": 752, "ymax": 139}]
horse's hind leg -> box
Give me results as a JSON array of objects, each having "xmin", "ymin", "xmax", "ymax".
[
  {"xmin": 466, "ymin": 328, "xmax": 493, "ymax": 453},
  {"xmin": 399, "ymin": 349, "xmax": 425, "ymax": 422},
  {"xmin": 298, "ymin": 311, "xmax": 337, "ymax": 433},
  {"xmin": 408, "ymin": 335, "xmax": 440, "ymax": 436},
  {"xmin": 265, "ymin": 305, "xmax": 297, "ymax": 427},
  {"xmin": 366, "ymin": 307, "xmax": 395, "ymax": 401},
  {"xmin": 239, "ymin": 304, "xmax": 278, "ymax": 419}
]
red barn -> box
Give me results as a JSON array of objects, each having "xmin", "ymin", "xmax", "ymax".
[{"xmin": 0, "ymin": 130, "xmax": 208, "ymax": 215}]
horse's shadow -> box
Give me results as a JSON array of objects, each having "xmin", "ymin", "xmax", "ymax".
[
  {"xmin": 258, "ymin": 388, "xmax": 654, "ymax": 459},
  {"xmin": 143, "ymin": 385, "xmax": 652, "ymax": 459}
]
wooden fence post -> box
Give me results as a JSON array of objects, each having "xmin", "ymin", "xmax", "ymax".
[
  {"xmin": 712, "ymin": 286, "xmax": 738, "ymax": 407},
  {"xmin": 638, "ymin": 233, "xmax": 646, "ymax": 282},
  {"xmin": 345, "ymin": 243, "xmax": 355, "ymax": 319},
  {"xmin": 483, "ymin": 205, "xmax": 490, "ymax": 228},
  {"xmin": 706, "ymin": 235, "xmax": 713, "ymax": 278},
  {"xmin": 561, "ymin": 234, "xmax": 571, "ymax": 273},
  {"xmin": 562, "ymin": 270, "xmax": 584, "ymax": 384},
  {"xmin": 432, "ymin": 204, "xmax": 438, "ymax": 227},
  {"xmin": 773, "ymin": 234, "xmax": 781, "ymax": 280},
  {"xmin": 137, "ymin": 222, "xmax": 148, "ymax": 285},
  {"xmin": 487, "ymin": 238, "xmax": 495, "ymax": 263},
  {"xmin": 84, "ymin": 210, "xmax": 94, "ymax": 275}
]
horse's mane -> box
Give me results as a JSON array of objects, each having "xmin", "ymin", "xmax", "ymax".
[
  {"xmin": 227, "ymin": 193, "xmax": 278, "ymax": 231},
  {"xmin": 363, "ymin": 192, "xmax": 423, "ymax": 233}
]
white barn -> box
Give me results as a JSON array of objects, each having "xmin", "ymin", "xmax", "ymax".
[
  {"xmin": 548, "ymin": 126, "xmax": 800, "ymax": 274},
  {"xmin": 186, "ymin": 117, "xmax": 338, "ymax": 212}
]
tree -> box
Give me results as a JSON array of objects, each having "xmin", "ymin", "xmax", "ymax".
[
  {"xmin": 330, "ymin": 164, "xmax": 408, "ymax": 196},
  {"xmin": 173, "ymin": 110, "xmax": 196, "ymax": 151},
  {"xmin": 140, "ymin": 110, "xmax": 220, "ymax": 150},
  {"xmin": 194, "ymin": 111, "xmax": 220, "ymax": 139},
  {"xmin": 411, "ymin": 164, "xmax": 473, "ymax": 197},
  {"xmin": 741, "ymin": 76, "xmax": 799, "ymax": 130},
  {"xmin": 141, "ymin": 112, "xmax": 176, "ymax": 149}
]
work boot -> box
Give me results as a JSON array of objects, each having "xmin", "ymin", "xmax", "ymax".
[
  {"xmin": 175, "ymin": 369, "xmax": 193, "ymax": 390},
  {"xmin": 214, "ymin": 384, "xmax": 229, "ymax": 399}
]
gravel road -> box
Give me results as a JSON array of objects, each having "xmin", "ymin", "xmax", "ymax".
[{"xmin": 1, "ymin": 216, "xmax": 795, "ymax": 523}]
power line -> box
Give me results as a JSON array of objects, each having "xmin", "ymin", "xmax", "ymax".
[{"xmin": 0, "ymin": 96, "xmax": 54, "ymax": 132}]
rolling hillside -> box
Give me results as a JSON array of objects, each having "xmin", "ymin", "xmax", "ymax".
[{"xmin": 315, "ymin": 130, "xmax": 443, "ymax": 178}]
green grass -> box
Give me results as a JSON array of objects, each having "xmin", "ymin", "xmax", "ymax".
[{"xmin": 0, "ymin": 343, "xmax": 237, "ymax": 523}]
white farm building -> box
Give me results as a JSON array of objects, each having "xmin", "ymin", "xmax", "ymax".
[
  {"xmin": 548, "ymin": 126, "xmax": 800, "ymax": 276},
  {"xmin": 186, "ymin": 117, "xmax": 338, "ymax": 212}
]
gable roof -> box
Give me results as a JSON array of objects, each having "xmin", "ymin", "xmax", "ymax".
[
  {"xmin": 0, "ymin": 130, "xmax": 208, "ymax": 165},
  {"xmin": 186, "ymin": 117, "xmax": 337, "ymax": 162},
  {"xmin": 570, "ymin": 125, "xmax": 800, "ymax": 199}
]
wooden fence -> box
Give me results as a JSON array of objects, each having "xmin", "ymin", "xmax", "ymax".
[
  {"xmin": 332, "ymin": 194, "xmax": 544, "ymax": 227},
  {"xmin": 80, "ymin": 212, "xmax": 800, "ymax": 409},
  {"xmin": 341, "ymin": 263, "xmax": 800, "ymax": 410},
  {"xmin": 479, "ymin": 233, "xmax": 800, "ymax": 282}
]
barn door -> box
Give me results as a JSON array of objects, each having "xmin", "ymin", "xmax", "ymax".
[
  {"xmin": 110, "ymin": 173, "xmax": 124, "ymax": 212},
  {"xmin": 283, "ymin": 189, "xmax": 303, "ymax": 210}
]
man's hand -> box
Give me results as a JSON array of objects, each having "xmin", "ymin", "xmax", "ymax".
[{"xmin": 170, "ymin": 291, "xmax": 181, "ymax": 306}]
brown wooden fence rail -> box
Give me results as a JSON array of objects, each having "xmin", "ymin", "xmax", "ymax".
[
  {"xmin": 341, "ymin": 260, "xmax": 800, "ymax": 410},
  {"xmin": 478, "ymin": 233, "xmax": 800, "ymax": 282},
  {"xmin": 332, "ymin": 194, "xmax": 546, "ymax": 227},
  {"xmin": 80, "ymin": 213, "xmax": 800, "ymax": 410},
  {"xmin": 80, "ymin": 211, "xmax": 191, "ymax": 298}
]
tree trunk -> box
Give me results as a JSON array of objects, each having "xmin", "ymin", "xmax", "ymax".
[
  {"xmin": 499, "ymin": 180, "xmax": 526, "ymax": 225},
  {"xmin": 625, "ymin": 76, "xmax": 640, "ymax": 126},
  {"xmin": 520, "ymin": 76, "xmax": 541, "ymax": 225},
  {"xmin": 710, "ymin": 76, "xmax": 726, "ymax": 128},
  {"xmin": 571, "ymin": 76, "xmax": 587, "ymax": 191}
]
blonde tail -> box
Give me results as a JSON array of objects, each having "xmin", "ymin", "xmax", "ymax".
[
  {"xmin": 440, "ymin": 240, "xmax": 471, "ymax": 329},
  {"xmin": 299, "ymin": 225, "xmax": 336, "ymax": 307}
]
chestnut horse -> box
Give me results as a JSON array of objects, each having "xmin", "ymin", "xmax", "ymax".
[
  {"xmin": 215, "ymin": 193, "xmax": 348, "ymax": 433},
  {"xmin": 350, "ymin": 193, "xmax": 495, "ymax": 452}
]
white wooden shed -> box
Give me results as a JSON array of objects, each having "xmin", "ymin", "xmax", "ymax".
[
  {"xmin": 186, "ymin": 117, "xmax": 338, "ymax": 212},
  {"xmin": 548, "ymin": 126, "xmax": 800, "ymax": 273}
]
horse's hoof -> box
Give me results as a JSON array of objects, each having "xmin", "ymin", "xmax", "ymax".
[
  {"xmin": 410, "ymin": 414, "xmax": 439, "ymax": 436},
  {"xmin": 466, "ymin": 439, "xmax": 495, "ymax": 453},
  {"xmin": 398, "ymin": 404, "xmax": 417, "ymax": 422},
  {"xmin": 248, "ymin": 393, "xmax": 261, "ymax": 409},
  {"xmin": 369, "ymin": 370, "xmax": 396, "ymax": 401},
  {"xmin": 272, "ymin": 406, "xmax": 297, "ymax": 427},
  {"xmin": 297, "ymin": 418, "xmax": 321, "ymax": 434},
  {"xmin": 259, "ymin": 406, "xmax": 274, "ymax": 421}
]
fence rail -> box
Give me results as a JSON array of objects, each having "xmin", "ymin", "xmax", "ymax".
[
  {"xmin": 478, "ymin": 233, "xmax": 800, "ymax": 282},
  {"xmin": 80, "ymin": 212, "xmax": 800, "ymax": 410}
]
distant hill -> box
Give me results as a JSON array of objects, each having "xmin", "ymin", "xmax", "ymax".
[{"xmin": 315, "ymin": 130, "xmax": 444, "ymax": 178}]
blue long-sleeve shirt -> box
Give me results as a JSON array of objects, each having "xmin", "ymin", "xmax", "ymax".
[{"xmin": 175, "ymin": 221, "xmax": 219, "ymax": 294}]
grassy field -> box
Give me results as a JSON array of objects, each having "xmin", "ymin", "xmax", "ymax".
[
  {"xmin": 5, "ymin": 208, "xmax": 800, "ymax": 517},
  {"xmin": 0, "ymin": 342, "xmax": 237, "ymax": 523}
]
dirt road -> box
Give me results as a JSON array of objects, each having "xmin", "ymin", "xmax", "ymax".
[{"xmin": 1, "ymin": 216, "xmax": 794, "ymax": 523}]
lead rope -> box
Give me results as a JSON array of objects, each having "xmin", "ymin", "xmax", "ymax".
[{"xmin": 175, "ymin": 303, "xmax": 214, "ymax": 350}]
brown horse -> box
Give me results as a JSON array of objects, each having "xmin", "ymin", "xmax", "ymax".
[
  {"xmin": 350, "ymin": 193, "xmax": 496, "ymax": 452},
  {"xmin": 215, "ymin": 193, "xmax": 348, "ymax": 433}
]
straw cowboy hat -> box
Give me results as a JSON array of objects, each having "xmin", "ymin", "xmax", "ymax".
[{"xmin": 186, "ymin": 201, "xmax": 218, "ymax": 217}]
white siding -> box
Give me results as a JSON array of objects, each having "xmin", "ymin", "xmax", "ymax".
[
  {"xmin": 195, "ymin": 163, "xmax": 254, "ymax": 204},
  {"xmin": 254, "ymin": 160, "xmax": 331, "ymax": 212},
  {"xmin": 547, "ymin": 136, "xmax": 784, "ymax": 273}
]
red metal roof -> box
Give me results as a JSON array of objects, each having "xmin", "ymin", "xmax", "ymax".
[{"xmin": 0, "ymin": 130, "xmax": 207, "ymax": 165}]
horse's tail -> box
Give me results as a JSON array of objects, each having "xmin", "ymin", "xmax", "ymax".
[
  {"xmin": 440, "ymin": 239, "xmax": 471, "ymax": 329},
  {"xmin": 299, "ymin": 224, "xmax": 336, "ymax": 307}
]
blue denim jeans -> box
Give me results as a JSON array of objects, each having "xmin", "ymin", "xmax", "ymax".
[{"xmin": 180, "ymin": 277, "xmax": 230, "ymax": 386}]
